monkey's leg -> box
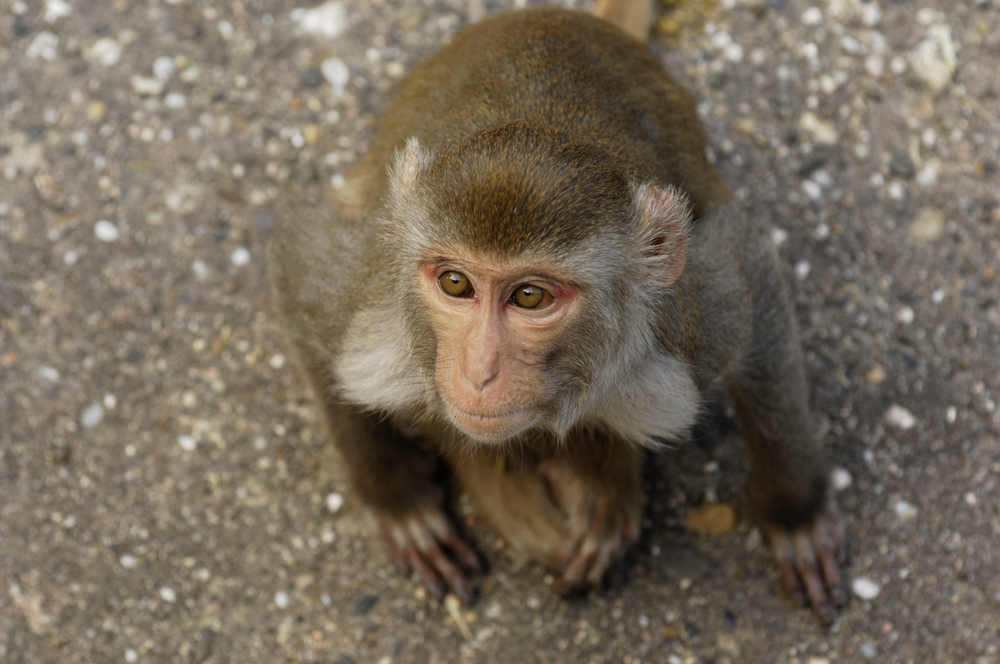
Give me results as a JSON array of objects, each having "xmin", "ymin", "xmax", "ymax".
[
  {"xmin": 309, "ymin": 380, "xmax": 482, "ymax": 602},
  {"xmin": 445, "ymin": 445, "xmax": 571, "ymax": 571},
  {"xmin": 725, "ymin": 254, "xmax": 848, "ymax": 624},
  {"xmin": 539, "ymin": 432, "xmax": 645, "ymax": 594}
]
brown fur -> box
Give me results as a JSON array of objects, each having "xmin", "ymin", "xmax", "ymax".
[{"xmin": 269, "ymin": 4, "xmax": 847, "ymax": 622}]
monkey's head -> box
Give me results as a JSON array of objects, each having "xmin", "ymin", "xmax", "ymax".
[{"xmin": 384, "ymin": 121, "xmax": 691, "ymax": 444}]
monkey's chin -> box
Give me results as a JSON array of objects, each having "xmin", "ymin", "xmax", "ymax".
[{"xmin": 444, "ymin": 403, "xmax": 537, "ymax": 444}]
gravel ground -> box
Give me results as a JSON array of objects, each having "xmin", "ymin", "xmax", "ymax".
[{"xmin": 2, "ymin": 0, "xmax": 999, "ymax": 662}]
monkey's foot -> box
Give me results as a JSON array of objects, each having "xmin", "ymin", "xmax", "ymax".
[
  {"xmin": 766, "ymin": 498, "xmax": 848, "ymax": 625},
  {"xmin": 539, "ymin": 456, "xmax": 643, "ymax": 595},
  {"xmin": 378, "ymin": 505, "xmax": 482, "ymax": 604}
]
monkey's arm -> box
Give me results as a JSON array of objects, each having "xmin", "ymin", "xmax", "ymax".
[
  {"xmin": 317, "ymin": 398, "xmax": 483, "ymax": 603},
  {"xmin": 269, "ymin": 195, "xmax": 481, "ymax": 603},
  {"xmin": 721, "ymin": 207, "xmax": 848, "ymax": 624}
]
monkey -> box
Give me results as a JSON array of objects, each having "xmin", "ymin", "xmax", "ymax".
[{"xmin": 268, "ymin": 0, "xmax": 848, "ymax": 624}]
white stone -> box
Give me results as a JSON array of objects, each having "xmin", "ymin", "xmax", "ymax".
[
  {"xmin": 230, "ymin": 247, "xmax": 251, "ymax": 267},
  {"xmin": 831, "ymin": 467, "xmax": 852, "ymax": 491},
  {"xmin": 802, "ymin": 7, "xmax": 823, "ymax": 25},
  {"xmin": 153, "ymin": 56, "xmax": 176, "ymax": 80},
  {"xmin": 275, "ymin": 591, "xmax": 290, "ymax": 608},
  {"xmin": 39, "ymin": 366, "xmax": 60, "ymax": 381},
  {"xmin": 946, "ymin": 406, "xmax": 956, "ymax": 423},
  {"xmin": 130, "ymin": 75, "xmax": 165, "ymax": 96},
  {"xmin": 44, "ymin": 0, "xmax": 72, "ymax": 23},
  {"xmin": 269, "ymin": 354, "xmax": 286, "ymax": 369},
  {"xmin": 192, "ymin": 260, "xmax": 209, "ymax": 281},
  {"xmin": 26, "ymin": 32, "xmax": 60, "ymax": 61},
  {"xmin": 125, "ymin": 649, "xmax": 138, "ymax": 663},
  {"xmin": 94, "ymin": 220, "xmax": 120, "ymax": 242},
  {"xmin": 159, "ymin": 587, "xmax": 176, "ymax": 603},
  {"xmin": 894, "ymin": 499, "xmax": 918, "ymax": 521},
  {"xmin": 178, "ymin": 435, "xmax": 197, "ymax": 451},
  {"xmin": 320, "ymin": 57, "xmax": 350, "ymax": 95},
  {"xmin": 120, "ymin": 554, "xmax": 137, "ymax": 569},
  {"xmin": 885, "ymin": 404, "xmax": 916, "ymax": 430},
  {"xmin": 164, "ymin": 93, "xmax": 187, "ymax": 109},
  {"xmin": 103, "ymin": 393, "xmax": 117, "ymax": 409},
  {"xmin": 896, "ymin": 306, "xmax": 914, "ymax": 324},
  {"xmin": 86, "ymin": 37, "xmax": 122, "ymax": 66},
  {"xmin": 81, "ymin": 404, "xmax": 104, "ymax": 428},
  {"xmin": 291, "ymin": 1, "xmax": 348, "ymax": 39},
  {"xmin": 326, "ymin": 492, "xmax": 344, "ymax": 514},
  {"xmin": 795, "ymin": 260, "xmax": 811, "ymax": 280},
  {"xmin": 800, "ymin": 112, "xmax": 837, "ymax": 145},
  {"xmin": 771, "ymin": 228, "xmax": 788, "ymax": 246},
  {"xmin": 852, "ymin": 578, "xmax": 880, "ymax": 600}
]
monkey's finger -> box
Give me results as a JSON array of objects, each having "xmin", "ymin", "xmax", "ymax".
[
  {"xmin": 776, "ymin": 557, "xmax": 808, "ymax": 608},
  {"xmin": 818, "ymin": 546, "xmax": 847, "ymax": 609},
  {"xmin": 406, "ymin": 519, "xmax": 476, "ymax": 604},
  {"xmin": 404, "ymin": 547, "xmax": 447, "ymax": 602},
  {"xmin": 585, "ymin": 539, "xmax": 616, "ymax": 587},
  {"xmin": 380, "ymin": 525, "xmax": 413, "ymax": 576},
  {"xmin": 555, "ymin": 538, "xmax": 600, "ymax": 595},
  {"xmin": 798, "ymin": 561, "xmax": 836, "ymax": 625},
  {"xmin": 423, "ymin": 509, "xmax": 483, "ymax": 575}
]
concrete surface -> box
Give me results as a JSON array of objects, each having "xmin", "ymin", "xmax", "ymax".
[{"xmin": 2, "ymin": 0, "xmax": 999, "ymax": 662}]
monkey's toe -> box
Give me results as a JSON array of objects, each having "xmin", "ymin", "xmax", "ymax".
[
  {"xmin": 767, "ymin": 500, "xmax": 848, "ymax": 625},
  {"xmin": 378, "ymin": 506, "xmax": 482, "ymax": 605}
]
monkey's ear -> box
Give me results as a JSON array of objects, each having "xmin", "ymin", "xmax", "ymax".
[
  {"xmin": 632, "ymin": 183, "xmax": 691, "ymax": 290},
  {"xmin": 388, "ymin": 137, "xmax": 433, "ymax": 207}
]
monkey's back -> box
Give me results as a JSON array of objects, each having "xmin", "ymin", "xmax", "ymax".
[{"xmin": 358, "ymin": 8, "xmax": 729, "ymax": 219}]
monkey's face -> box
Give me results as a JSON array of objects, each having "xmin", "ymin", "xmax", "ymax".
[{"xmin": 417, "ymin": 249, "xmax": 582, "ymax": 443}]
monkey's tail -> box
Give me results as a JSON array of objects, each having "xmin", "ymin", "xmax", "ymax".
[{"xmin": 594, "ymin": 0, "xmax": 655, "ymax": 41}]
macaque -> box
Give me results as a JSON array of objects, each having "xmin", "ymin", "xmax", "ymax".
[{"xmin": 269, "ymin": 0, "xmax": 848, "ymax": 623}]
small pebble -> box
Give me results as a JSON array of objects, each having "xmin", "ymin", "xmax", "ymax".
[
  {"xmin": 275, "ymin": 591, "xmax": 290, "ymax": 608},
  {"xmin": 152, "ymin": 55, "xmax": 176, "ymax": 80},
  {"xmin": 120, "ymin": 554, "xmax": 137, "ymax": 569},
  {"xmin": 771, "ymin": 228, "xmax": 788, "ymax": 245},
  {"xmin": 910, "ymin": 209, "xmax": 945, "ymax": 240},
  {"xmin": 964, "ymin": 492, "xmax": 978, "ymax": 506},
  {"xmin": 130, "ymin": 75, "xmax": 165, "ymax": 97},
  {"xmin": 159, "ymin": 587, "xmax": 176, "ymax": 603},
  {"xmin": 894, "ymin": 499, "xmax": 918, "ymax": 521},
  {"xmin": 164, "ymin": 92, "xmax": 187, "ymax": 109},
  {"xmin": 86, "ymin": 37, "xmax": 122, "ymax": 66},
  {"xmin": 860, "ymin": 640, "xmax": 878, "ymax": 659},
  {"xmin": 851, "ymin": 577, "xmax": 881, "ymax": 600},
  {"xmin": 81, "ymin": 404, "xmax": 105, "ymax": 428},
  {"xmin": 230, "ymin": 247, "xmax": 251, "ymax": 266},
  {"xmin": 831, "ymin": 467, "xmax": 852, "ymax": 491},
  {"xmin": 801, "ymin": 7, "xmax": 823, "ymax": 25},
  {"xmin": 269, "ymin": 354, "xmax": 286, "ymax": 369},
  {"xmin": 39, "ymin": 366, "xmax": 60, "ymax": 381},
  {"xmin": 794, "ymin": 260, "xmax": 811, "ymax": 280},
  {"xmin": 896, "ymin": 306, "xmax": 914, "ymax": 324},
  {"xmin": 865, "ymin": 365, "xmax": 886, "ymax": 385},
  {"xmin": 885, "ymin": 404, "xmax": 916, "ymax": 430},
  {"xmin": 125, "ymin": 649, "xmax": 138, "ymax": 663},
  {"xmin": 291, "ymin": 0, "xmax": 348, "ymax": 39},
  {"xmin": 44, "ymin": 0, "xmax": 72, "ymax": 23},
  {"xmin": 946, "ymin": 406, "xmax": 956, "ymax": 423},
  {"xmin": 326, "ymin": 492, "xmax": 344, "ymax": 513},
  {"xmin": 321, "ymin": 57, "xmax": 350, "ymax": 95},
  {"xmin": 94, "ymin": 220, "xmax": 120, "ymax": 242},
  {"xmin": 192, "ymin": 260, "xmax": 209, "ymax": 280},
  {"xmin": 178, "ymin": 435, "xmax": 197, "ymax": 451}
]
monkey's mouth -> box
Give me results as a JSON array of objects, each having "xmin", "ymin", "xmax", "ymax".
[{"xmin": 443, "ymin": 402, "xmax": 537, "ymax": 442}]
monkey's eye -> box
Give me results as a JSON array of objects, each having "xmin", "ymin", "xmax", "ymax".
[
  {"xmin": 439, "ymin": 271, "xmax": 473, "ymax": 297},
  {"xmin": 511, "ymin": 284, "xmax": 552, "ymax": 309}
]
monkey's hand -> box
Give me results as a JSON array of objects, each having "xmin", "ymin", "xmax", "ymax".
[
  {"xmin": 764, "ymin": 496, "xmax": 848, "ymax": 625},
  {"xmin": 539, "ymin": 448, "xmax": 644, "ymax": 595},
  {"xmin": 377, "ymin": 499, "xmax": 483, "ymax": 605}
]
